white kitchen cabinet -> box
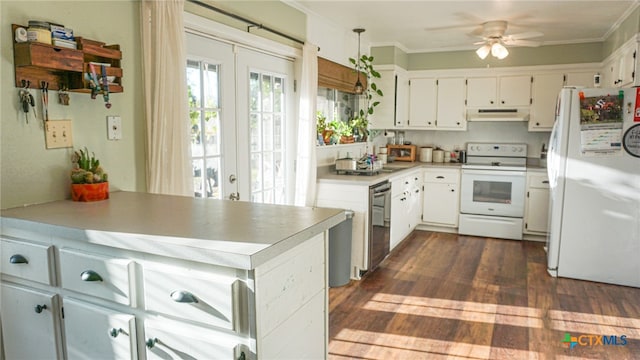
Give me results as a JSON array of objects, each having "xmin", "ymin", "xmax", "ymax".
[
  {"xmin": 390, "ymin": 170, "xmax": 422, "ymax": 249},
  {"xmin": 1, "ymin": 237, "xmax": 55, "ymax": 285},
  {"xmin": 369, "ymin": 67, "xmax": 409, "ymax": 129},
  {"xmin": 422, "ymin": 168, "xmax": 460, "ymax": 227},
  {"xmin": 603, "ymin": 41, "xmax": 638, "ymax": 88},
  {"xmin": 565, "ymin": 71, "xmax": 596, "ymax": 88},
  {"xmin": 529, "ymin": 73, "xmax": 564, "ymax": 131},
  {"xmin": 408, "ymin": 77, "xmax": 437, "ymax": 129},
  {"xmin": 1, "ymin": 283, "xmax": 63, "ymax": 359},
  {"xmin": 64, "ymin": 298, "xmax": 137, "ymax": 359},
  {"xmin": 436, "ymin": 77, "xmax": 467, "ymax": 130},
  {"xmin": 467, "ymin": 75, "xmax": 531, "ymax": 108},
  {"xmin": 524, "ymin": 171, "xmax": 550, "ymax": 235}
]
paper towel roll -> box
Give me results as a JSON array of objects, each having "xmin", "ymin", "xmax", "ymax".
[{"xmin": 15, "ymin": 27, "xmax": 28, "ymax": 43}]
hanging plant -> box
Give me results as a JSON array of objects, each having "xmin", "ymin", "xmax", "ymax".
[{"xmin": 349, "ymin": 54, "xmax": 383, "ymax": 140}]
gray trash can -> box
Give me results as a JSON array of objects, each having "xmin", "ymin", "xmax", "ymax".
[{"xmin": 329, "ymin": 210, "xmax": 353, "ymax": 287}]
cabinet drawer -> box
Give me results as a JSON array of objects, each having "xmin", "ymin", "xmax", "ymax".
[
  {"xmin": 14, "ymin": 42, "xmax": 83, "ymax": 71},
  {"xmin": 1, "ymin": 238, "xmax": 54, "ymax": 285},
  {"xmin": 143, "ymin": 264, "xmax": 241, "ymax": 331},
  {"xmin": 144, "ymin": 319, "xmax": 246, "ymax": 360},
  {"xmin": 59, "ymin": 249, "xmax": 133, "ymax": 305},
  {"xmin": 529, "ymin": 174, "xmax": 550, "ymax": 189},
  {"xmin": 423, "ymin": 169, "xmax": 460, "ymax": 183}
]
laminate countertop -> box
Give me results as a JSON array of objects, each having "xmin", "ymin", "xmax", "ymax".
[
  {"xmin": 1, "ymin": 191, "xmax": 346, "ymax": 270},
  {"xmin": 317, "ymin": 161, "xmax": 462, "ymax": 186}
]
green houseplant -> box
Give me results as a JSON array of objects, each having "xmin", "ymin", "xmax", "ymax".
[
  {"xmin": 349, "ymin": 54, "xmax": 383, "ymax": 141},
  {"xmin": 70, "ymin": 147, "xmax": 109, "ymax": 201}
]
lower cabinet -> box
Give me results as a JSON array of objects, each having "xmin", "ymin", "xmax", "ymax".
[
  {"xmin": 390, "ymin": 170, "xmax": 422, "ymax": 250},
  {"xmin": 524, "ymin": 171, "xmax": 550, "ymax": 235},
  {"xmin": 0, "ymin": 283, "xmax": 63, "ymax": 359},
  {"xmin": 63, "ymin": 298, "xmax": 137, "ymax": 359},
  {"xmin": 422, "ymin": 168, "xmax": 460, "ymax": 227}
]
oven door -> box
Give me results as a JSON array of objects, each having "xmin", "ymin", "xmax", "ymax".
[{"xmin": 460, "ymin": 169, "xmax": 526, "ymax": 217}]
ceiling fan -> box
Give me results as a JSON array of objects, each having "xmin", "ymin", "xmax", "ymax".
[{"xmin": 474, "ymin": 20, "xmax": 543, "ymax": 59}]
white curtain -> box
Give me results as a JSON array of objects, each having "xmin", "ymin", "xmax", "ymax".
[
  {"xmin": 294, "ymin": 43, "xmax": 319, "ymax": 207},
  {"xmin": 140, "ymin": 0, "xmax": 193, "ymax": 196}
]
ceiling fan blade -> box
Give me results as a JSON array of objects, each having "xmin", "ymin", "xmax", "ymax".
[
  {"xmin": 507, "ymin": 31, "xmax": 543, "ymax": 40},
  {"xmin": 503, "ymin": 39, "xmax": 542, "ymax": 47},
  {"xmin": 473, "ymin": 40, "xmax": 486, "ymax": 45}
]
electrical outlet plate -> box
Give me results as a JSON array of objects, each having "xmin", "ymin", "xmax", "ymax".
[
  {"xmin": 45, "ymin": 120, "xmax": 73, "ymax": 149},
  {"xmin": 107, "ymin": 115, "xmax": 122, "ymax": 140}
]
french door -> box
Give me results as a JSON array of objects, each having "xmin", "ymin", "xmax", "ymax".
[{"xmin": 186, "ymin": 32, "xmax": 294, "ymax": 203}]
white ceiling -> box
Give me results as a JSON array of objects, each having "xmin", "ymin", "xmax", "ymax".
[{"xmin": 292, "ymin": 0, "xmax": 639, "ymax": 53}]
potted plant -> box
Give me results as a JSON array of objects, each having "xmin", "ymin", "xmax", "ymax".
[
  {"xmin": 317, "ymin": 111, "xmax": 332, "ymax": 145},
  {"xmin": 329, "ymin": 120, "xmax": 355, "ymax": 144},
  {"xmin": 349, "ymin": 54, "xmax": 383, "ymax": 141},
  {"xmin": 70, "ymin": 147, "xmax": 109, "ymax": 201}
]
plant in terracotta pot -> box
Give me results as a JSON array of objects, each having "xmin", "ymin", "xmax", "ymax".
[{"xmin": 70, "ymin": 147, "xmax": 109, "ymax": 201}]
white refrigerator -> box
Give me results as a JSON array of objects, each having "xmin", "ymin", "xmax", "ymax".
[{"xmin": 547, "ymin": 87, "xmax": 640, "ymax": 287}]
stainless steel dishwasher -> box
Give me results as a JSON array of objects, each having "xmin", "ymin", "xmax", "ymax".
[{"xmin": 368, "ymin": 181, "xmax": 391, "ymax": 272}]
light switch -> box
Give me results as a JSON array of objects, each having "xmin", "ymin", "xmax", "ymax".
[
  {"xmin": 45, "ymin": 120, "xmax": 73, "ymax": 149},
  {"xmin": 107, "ymin": 116, "xmax": 122, "ymax": 140}
]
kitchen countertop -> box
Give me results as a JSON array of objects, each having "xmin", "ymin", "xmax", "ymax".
[
  {"xmin": 317, "ymin": 161, "xmax": 462, "ymax": 186},
  {"xmin": 1, "ymin": 191, "xmax": 346, "ymax": 270},
  {"xmin": 319, "ymin": 158, "xmax": 548, "ymax": 185}
]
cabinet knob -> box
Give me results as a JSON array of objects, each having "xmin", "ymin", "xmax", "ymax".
[
  {"xmin": 456, "ymin": 122, "xmax": 460, "ymax": 125},
  {"xmin": 428, "ymin": 122, "xmax": 432, "ymax": 125},
  {"xmin": 34, "ymin": 304, "xmax": 47, "ymax": 314},
  {"xmin": 170, "ymin": 290, "xmax": 199, "ymax": 303},
  {"xmin": 81, "ymin": 270, "xmax": 103, "ymax": 282},
  {"xmin": 536, "ymin": 122, "xmax": 540, "ymax": 126},
  {"xmin": 501, "ymin": 100, "xmax": 505, "ymax": 104},
  {"xmin": 109, "ymin": 328, "xmax": 124, "ymax": 338},
  {"xmin": 490, "ymin": 100, "xmax": 494, "ymax": 104},
  {"xmin": 146, "ymin": 338, "xmax": 158, "ymax": 349},
  {"xmin": 450, "ymin": 189, "xmax": 455, "ymax": 192},
  {"xmin": 9, "ymin": 254, "xmax": 28, "ymax": 264}
]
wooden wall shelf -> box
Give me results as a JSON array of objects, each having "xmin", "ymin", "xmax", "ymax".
[{"xmin": 12, "ymin": 24, "xmax": 123, "ymax": 94}]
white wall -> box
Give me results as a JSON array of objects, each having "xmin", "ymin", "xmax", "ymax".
[
  {"xmin": 1, "ymin": 1, "xmax": 146, "ymax": 209},
  {"xmin": 378, "ymin": 122, "xmax": 550, "ymax": 159}
]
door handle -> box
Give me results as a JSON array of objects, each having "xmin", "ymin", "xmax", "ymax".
[{"xmin": 229, "ymin": 192, "xmax": 240, "ymax": 201}]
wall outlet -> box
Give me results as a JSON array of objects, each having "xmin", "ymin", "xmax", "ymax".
[
  {"xmin": 45, "ymin": 120, "xmax": 73, "ymax": 149},
  {"xmin": 107, "ymin": 116, "xmax": 122, "ymax": 140}
]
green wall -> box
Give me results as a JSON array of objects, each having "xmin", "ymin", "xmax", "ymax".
[
  {"xmin": 1, "ymin": 1, "xmax": 146, "ymax": 209},
  {"xmin": 184, "ymin": 0, "xmax": 306, "ymax": 47},
  {"xmin": 603, "ymin": 6, "xmax": 640, "ymax": 57}
]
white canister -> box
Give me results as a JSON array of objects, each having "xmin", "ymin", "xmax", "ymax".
[
  {"xmin": 419, "ymin": 147, "xmax": 433, "ymax": 162},
  {"xmin": 379, "ymin": 147, "xmax": 388, "ymax": 154},
  {"xmin": 432, "ymin": 149, "xmax": 444, "ymax": 163},
  {"xmin": 378, "ymin": 153, "xmax": 388, "ymax": 164},
  {"xmin": 444, "ymin": 151, "xmax": 451, "ymax": 163}
]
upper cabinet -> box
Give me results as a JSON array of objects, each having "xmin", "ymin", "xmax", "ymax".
[
  {"xmin": 602, "ymin": 38, "xmax": 638, "ymax": 88},
  {"xmin": 467, "ymin": 75, "xmax": 531, "ymax": 108},
  {"xmin": 407, "ymin": 77, "xmax": 437, "ymax": 129},
  {"xmin": 529, "ymin": 73, "xmax": 564, "ymax": 132},
  {"xmin": 435, "ymin": 77, "xmax": 467, "ymax": 130},
  {"xmin": 564, "ymin": 71, "xmax": 596, "ymax": 88},
  {"xmin": 369, "ymin": 67, "xmax": 409, "ymax": 129}
]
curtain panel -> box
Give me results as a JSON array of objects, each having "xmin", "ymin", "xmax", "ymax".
[{"xmin": 141, "ymin": 0, "xmax": 193, "ymax": 196}]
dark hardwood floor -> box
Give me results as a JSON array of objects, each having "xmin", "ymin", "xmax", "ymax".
[{"xmin": 329, "ymin": 231, "xmax": 640, "ymax": 360}]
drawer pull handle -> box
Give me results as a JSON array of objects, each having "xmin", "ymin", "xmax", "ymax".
[
  {"xmin": 436, "ymin": 176, "xmax": 445, "ymax": 179},
  {"xmin": 34, "ymin": 304, "xmax": 47, "ymax": 313},
  {"xmin": 80, "ymin": 270, "xmax": 103, "ymax": 282},
  {"xmin": 109, "ymin": 328, "xmax": 124, "ymax": 338},
  {"xmin": 9, "ymin": 254, "xmax": 28, "ymax": 264},
  {"xmin": 170, "ymin": 290, "xmax": 199, "ymax": 303},
  {"xmin": 542, "ymin": 180, "xmax": 549, "ymax": 184},
  {"xmin": 146, "ymin": 338, "xmax": 158, "ymax": 349}
]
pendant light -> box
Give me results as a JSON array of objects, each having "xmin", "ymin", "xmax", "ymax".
[{"xmin": 353, "ymin": 28, "xmax": 365, "ymax": 94}]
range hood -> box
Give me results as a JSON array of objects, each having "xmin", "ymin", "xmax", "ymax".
[{"xmin": 467, "ymin": 109, "xmax": 529, "ymax": 122}]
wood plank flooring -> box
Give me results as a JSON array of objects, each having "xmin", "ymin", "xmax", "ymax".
[{"xmin": 329, "ymin": 231, "xmax": 640, "ymax": 360}]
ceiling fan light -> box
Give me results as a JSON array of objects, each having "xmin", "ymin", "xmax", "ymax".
[
  {"xmin": 476, "ymin": 44, "xmax": 491, "ymax": 59},
  {"xmin": 491, "ymin": 42, "xmax": 509, "ymax": 59}
]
